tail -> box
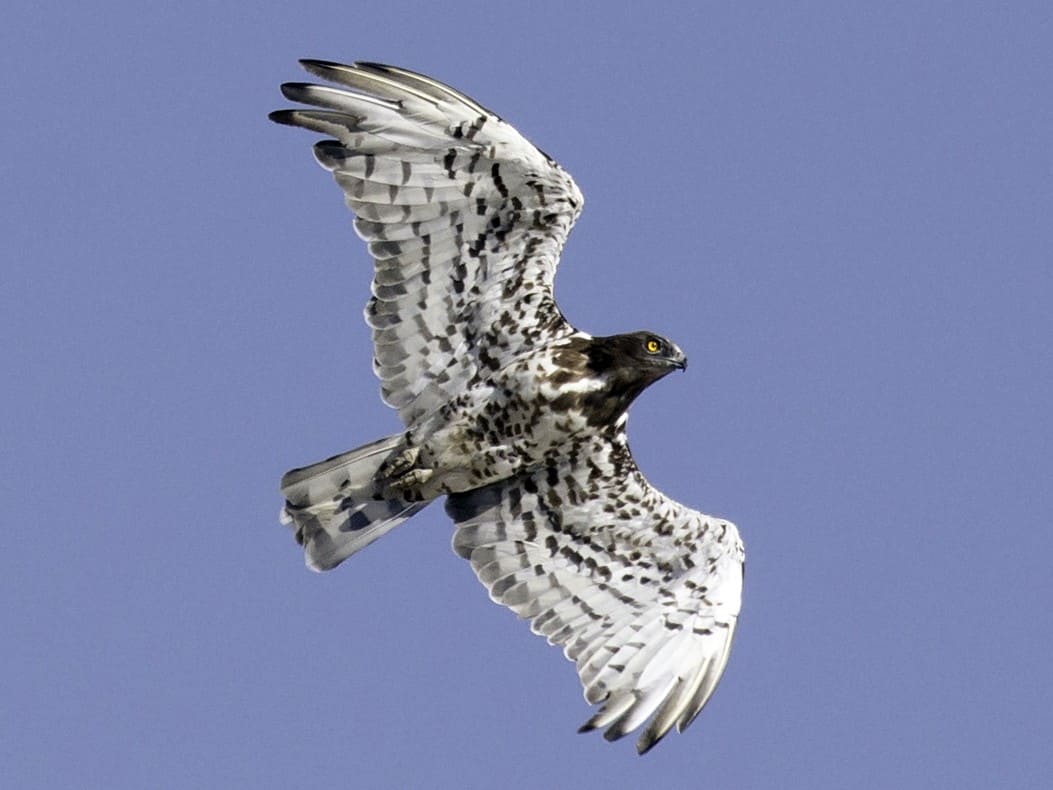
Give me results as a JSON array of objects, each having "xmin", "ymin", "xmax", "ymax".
[{"xmin": 280, "ymin": 434, "xmax": 429, "ymax": 571}]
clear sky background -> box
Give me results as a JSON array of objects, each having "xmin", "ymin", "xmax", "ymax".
[{"xmin": 3, "ymin": 2, "xmax": 1051, "ymax": 788}]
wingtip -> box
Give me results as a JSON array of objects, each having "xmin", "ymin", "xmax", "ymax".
[
  {"xmin": 580, "ymin": 711, "xmax": 662, "ymax": 754},
  {"xmin": 268, "ymin": 109, "xmax": 298, "ymax": 126},
  {"xmin": 635, "ymin": 726, "xmax": 668, "ymax": 755},
  {"xmin": 298, "ymin": 57, "xmax": 340, "ymax": 71},
  {"xmin": 351, "ymin": 61, "xmax": 398, "ymax": 73},
  {"xmin": 279, "ymin": 82, "xmax": 310, "ymax": 102},
  {"xmin": 299, "ymin": 58, "xmax": 367, "ymax": 82}
]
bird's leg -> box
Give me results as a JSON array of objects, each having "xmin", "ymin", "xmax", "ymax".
[
  {"xmin": 378, "ymin": 445, "xmax": 436, "ymax": 492},
  {"xmin": 386, "ymin": 467, "xmax": 434, "ymax": 490},
  {"xmin": 378, "ymin": 446, "xmax": 420, "ymax": 479}
]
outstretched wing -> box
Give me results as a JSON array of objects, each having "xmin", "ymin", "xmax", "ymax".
[
  {"xmin": 271, "ymin": 61, "xmax": 584, "ymax": 425},
  {"xmin": 446, "ymin": 430, "xmax": 744, "ymax": 754}
]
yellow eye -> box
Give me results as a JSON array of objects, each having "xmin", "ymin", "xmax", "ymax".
[{"xmin": 645, "ymin": 338, "xmax": 661, "ymax": 354}]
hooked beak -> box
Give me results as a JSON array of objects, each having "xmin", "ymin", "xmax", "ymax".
[{"xmin": 669, "ymin": 345, "xmax": 688, "ymax": 371}]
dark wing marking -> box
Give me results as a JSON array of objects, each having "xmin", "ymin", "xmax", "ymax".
[
  {"xmin": 446, "ymin": 431, "xmax": 744, "ymax": 754},
  {"xmin": 271, "ymin": 61, "xmax": 584, "ymax": 425}
]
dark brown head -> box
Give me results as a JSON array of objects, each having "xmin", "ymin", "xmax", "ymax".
[
  {"xmin": 580, "ymin": 331, "xmax": 688, "ymax": 425},
  {"xmin": 589, "ymin": 331, "xmax": 687, "ymax": 374}
]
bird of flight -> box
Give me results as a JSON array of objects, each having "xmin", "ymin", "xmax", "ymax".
[{"xmin": 271, "ymin": 60, "xmax": 744, "ymax": 754}]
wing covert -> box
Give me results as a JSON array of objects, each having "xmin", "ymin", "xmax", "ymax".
[
  {"xmin": 446, "ymin": 431, "xmax": 744, "ymax": 754},
  {"xmin": 271, "ymin": 61, "xmax": 584, "ymax": 425}
]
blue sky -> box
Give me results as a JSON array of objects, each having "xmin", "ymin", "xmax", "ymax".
[{"xmin": 3, "ymin": 2, "xmax": 1052, "ymax": 788}]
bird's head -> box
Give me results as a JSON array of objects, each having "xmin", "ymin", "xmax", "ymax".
[
  {"xmin": 578, "ymin": 331, "xmax": 687, "ymax": 425},
  {"xmin": 591, "ymin": 331, "xmax": 687, "ymax": 378},
  {"xmin": 626, "ymin": 330, "xmax": 688, "ymax": 373}
]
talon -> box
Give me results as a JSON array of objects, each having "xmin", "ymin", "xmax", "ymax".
[
  {"xmin": 388, "ymin": 468, "xmax": 434, "ymax": 490},
  {"xmin": 380, "ymin": 446, "xmax": 420, "ymax": 478}
]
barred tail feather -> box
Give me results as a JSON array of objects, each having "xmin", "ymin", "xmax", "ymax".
[{"xmin": 280, "ymin": 435, "xmax": 429, "ymax": 571}]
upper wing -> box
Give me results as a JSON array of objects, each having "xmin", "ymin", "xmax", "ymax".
[
  {"xmin": 271, "ymin": 61, "xmax": 584, "ymax": 425},
  {"xmin": 446, "ymin": 431, "xmax": 744, "ymax": 754}
]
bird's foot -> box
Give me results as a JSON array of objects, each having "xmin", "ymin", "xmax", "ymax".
[
  {"xmin": 387, "ymin": 467, "xmax": 434, "ymax": 490},
  {"xmin": 380, "ymin": 446, "xmax": 420, "ymax": 479}
]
